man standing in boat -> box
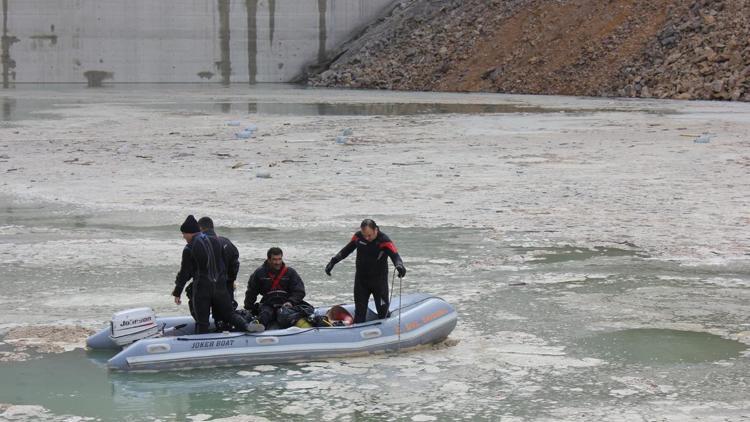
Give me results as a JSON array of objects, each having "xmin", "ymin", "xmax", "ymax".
[
  {"xmin": 172, "ymin": 215, "xmax": 199, "ymax": 316},
  {"xmin": 172, "ymin": 215, "xmax": 261, "ymax": 334},
  {"xmin": 325, "ymin": 219, "xmax": 406, "ymax": 323},
  {"xmin": 244, "ymin": 247, "xmax": 306, "ymax": 329},
  {"xmin": 198, "ymin": 216, "xmax": 240, "ymax": 310},
  {"xmin": 172, "ymin": 216, "xmax": 240, "ymax": 316}
]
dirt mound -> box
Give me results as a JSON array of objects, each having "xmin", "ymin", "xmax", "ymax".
[
  {"xmin": 1, "ymin": 325, "xmax": 94, "ymax": 360},
  {"xmin": 307, "ymin": 0, "xmax": 749, "ymax": 101}
]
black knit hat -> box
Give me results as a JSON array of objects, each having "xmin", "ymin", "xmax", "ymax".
[{"xmin": 180, "ymin": 215, "xmax": 200, "ymax": 233}]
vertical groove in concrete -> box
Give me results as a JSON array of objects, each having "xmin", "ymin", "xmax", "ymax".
[
  {"xmin": 268, "ymin": 0, "xmax": 275, "ymax": 47},
  {"xmin": 246, "ymin": 0, "xmax": 258, "ymax": 84},
  {"xmin": 2, "ymin": 0, "xmax": 9, "ymax": 88},
  {"xmin": 218, "ymin": 0, "xmax": 231, "ymax": 85},
  {"xmin": 317, "ymin": 0, "xmax": 327, "ymax": 65}
]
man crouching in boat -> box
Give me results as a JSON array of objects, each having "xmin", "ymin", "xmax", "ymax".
[
  {"xmin": 244, "ymin": 247, "xmax": 306, "ymax": 330},
  {"xmin": 173, "ymin": 215, "xmax": 263, "ymax": 334}
]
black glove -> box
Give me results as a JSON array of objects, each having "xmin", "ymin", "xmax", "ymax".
[
  {"xmin": 325, "ymin": 259, "xmax": 336, "ymax": 276},
  {"xmin": 396, "ymin": 264, "xmax": 406, "ymax": 278}
]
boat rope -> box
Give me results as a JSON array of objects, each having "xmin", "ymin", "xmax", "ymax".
[{"xmin": 393, "ymin": 268, "xmax": 402, "ymax": 352}]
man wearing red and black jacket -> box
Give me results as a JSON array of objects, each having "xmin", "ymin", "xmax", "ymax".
[
  {"xmin": 325, "ymin": 219, "xmax": 406, "ymax": 323},
  {"xmin": 244, "ymin": 247, "xmax": 306, "ymax": 328}
]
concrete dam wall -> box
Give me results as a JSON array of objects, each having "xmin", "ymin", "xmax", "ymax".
[{"xmin": 0, "ymin": 0, "xmax": 395, "ymax": 86}]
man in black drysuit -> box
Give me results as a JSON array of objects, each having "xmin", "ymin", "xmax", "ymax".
[
  {"xmin": 325, "ymin": 219, "xmax": 406, "ymax": 324},
  {"xmin": 244, "ymin": 247, "xmax": 306, "ymax": 329},
  {"xmin": 172, "ymin": 215, "xmax": 259, "ymax": 334},
  {"xmin": 172, "ymin": 216, "xmax": 240, "ymax": 317},
  {"xmin": 198, "ymin": 216, "xmax": 240, "ymax": 310}
]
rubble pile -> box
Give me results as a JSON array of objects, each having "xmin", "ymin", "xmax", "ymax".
[{"xmin": 308, "ymin": 0, "xmax": 749, "ymax": 101}]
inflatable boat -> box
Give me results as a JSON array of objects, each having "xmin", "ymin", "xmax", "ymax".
[{"xmin": 87, "ymin": 293, "xmax": 457, "ymax": 371}]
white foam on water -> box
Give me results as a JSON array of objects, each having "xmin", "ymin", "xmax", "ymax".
[
  {"xmin": 506, "ymin": 272, "xmax": 613, "ymax": 285},
  {"xmin": 236, "ymin": 371, "xmax": 260, "ymax": 377},
  {"xmin": 42, "ymin": 292, "xmax": 163, "ymax": 309},
  {"xmin": 610, "ymin": 376, "xmax": 675, "ymax": 396},
  {"xmin": 204, "ymin": 415, "xmax": 272, "ymax": 422},
  {"xmin": 280, "ymin": 404, "xmax": 312, "ymax": 415},
  {"xmin": 0, "ymin": 238, "xmax": 176, "ymax": 268},
  {"xmin": 411, "ymin": 415, "xmax": 437, "ymax": 421},
  {"xmin": 542, "ymin": 400, "xmax": 750, "ymax": 421},
  {"xmin": 0, "ymin": 404, "xmax": 95, "ymax": 422},
  {"xmin": 284, "ymin": 380, "xmax": 324, "ymax": 390},
  {"xmin": 703, "ymin": 277, "xmax": 750, "ymax": 288},
  {"xmin": 0, "ymin": 225, "xmax": 62, "ymax": 235}
]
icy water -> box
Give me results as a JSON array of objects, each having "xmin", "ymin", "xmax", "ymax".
[
  {"xmin": 1, "ymin": 199, "xmax": 748, "ymax": 421},
  {"xmin": 0, "ymin": 83, "xmax": 677, "ymax": 122},
  {"xmin": 0, "ymin": 85, "xmax": 749, "ymax": 421}
]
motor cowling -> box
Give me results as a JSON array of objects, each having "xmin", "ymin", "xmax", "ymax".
[{"xmin": 109, "ymin": 307, "xmax": 159, "ymax": 346}]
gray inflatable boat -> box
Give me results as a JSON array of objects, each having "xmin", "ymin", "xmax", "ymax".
[{"xmin": 87, "ymin": 293, "xmax": 457, "ymax": 371}]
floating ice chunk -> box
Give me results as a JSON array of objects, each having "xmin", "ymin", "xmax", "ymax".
[
  {"xmin": 693, "ymin": 133, "xmax": 714, "ymax": 143},
  {"xmin": 0, "ymin": 405, "xmax": 51, "ymax": 420},
  {"xmin": 235, "ymin": 130, "xmax": 255, "ymax": 139},
  {"xmin": 609, "ymin": 388, "xmax": 638, "ymax": 397},
  {"xmin": 281, "ymin": 404, "xmax": 312, "ymax": 415},
  {"xmin": 440, "ymin": 381, "xmax": 469, "ymax": 393},
  {"xmin": 237, "ymin": 371, "xmax": 260, "ymax": 377},
  {"xmin": 286, "ymin": 380, "xmax": 321, "ymax": 389}
]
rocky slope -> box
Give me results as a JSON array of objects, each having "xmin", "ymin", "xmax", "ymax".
[{"xmin": 306, "ymin": 0, "xmax": 750, "ymax": 101}]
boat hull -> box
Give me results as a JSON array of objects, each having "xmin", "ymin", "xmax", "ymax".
[{"xmin": 87, "ymin": 293, "xmax": 457, "ymax": 371}]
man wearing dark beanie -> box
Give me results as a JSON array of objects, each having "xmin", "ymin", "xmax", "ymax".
[
  {"xmin": 179, "ymin": 214, "xmax": 200, "ymax": 234},
  {"xmin": 172, "ymin": 215, "xmax": 261, "ymax": 333},
  {"xmin": 172, "ymin": 215, "xmax": 200, "ymax": 310}
]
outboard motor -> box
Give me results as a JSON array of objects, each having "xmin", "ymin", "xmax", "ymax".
[{"xmin": 109, "ymin": 307, "xmax": 159, "ymax": 346}]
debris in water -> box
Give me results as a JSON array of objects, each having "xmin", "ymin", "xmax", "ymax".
[{"xmin": 3, "ymin": 325, "xmax": 94, "ymax": 357}]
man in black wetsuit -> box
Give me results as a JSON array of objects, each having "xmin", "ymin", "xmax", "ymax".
[
  {"xmin": 172, "ymin": 216, "xmax": 241, "ymax": 317},
  {"xmin": 324, "ymin": 219, "xmax": 406, "ymax": 323},
  {"xmin": 244, "ymin": 247, "xmax": 306, "ymax": 329},
  {"xmin": 172, "ymin": 215, "xmax": 198, "ymax": 316},
  {"xmin": 198, "ymin": 216, "xmax": 240, "ymax": 310},
  {"xmin": 172, "ymin": 215, "xmax": 261, "ymax": 334}
]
